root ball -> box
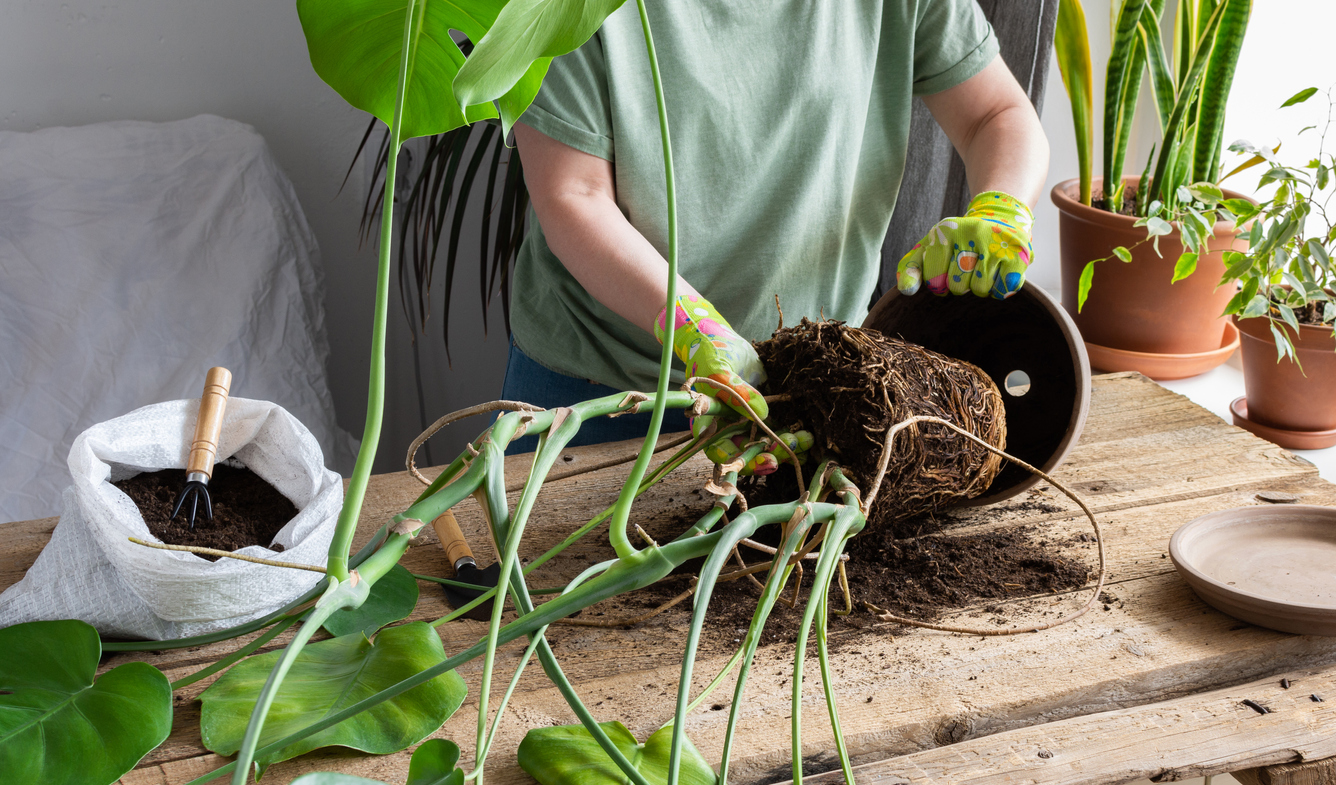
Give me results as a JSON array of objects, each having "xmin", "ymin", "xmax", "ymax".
[{"xmin": 756, "ymin": 318, "xmax": 1006, "ymax": 527}]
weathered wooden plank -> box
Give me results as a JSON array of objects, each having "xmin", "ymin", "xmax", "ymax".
[
  {"xmin": 1236, "ymin": 757, "xmax": 1336, "ymax": 785},
  {"xmin": 792, "ymin": 665, "xmax": 1336, "ymax": 785}
]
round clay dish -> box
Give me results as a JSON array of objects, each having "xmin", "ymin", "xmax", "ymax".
[
  {"xmin": 1169, "ymin": 504, "xmax": 1336, "ymax": 636},
  {"xmin": 1084, "ymin": 320, "xmax": 1239, "ymax": 380},
  {"xmin": 862, "ymin": 283, "xmax": 1091, "ymax": 506},
  {"xmin": 1230, "ymin": 397, "xmax": 1336, "ymax": 450}
]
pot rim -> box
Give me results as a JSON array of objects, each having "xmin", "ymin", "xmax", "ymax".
[
  {"xmin": 1051, "ymin": 176, "xmax": 1248, "ymax": 235},
  {"xmin": 1233, "ymin": 311, "xmax": 1336, "ymax": 346}
]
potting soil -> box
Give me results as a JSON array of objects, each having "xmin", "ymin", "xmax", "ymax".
[{"xmin": 115, "ymin": 465, "xmax": 296, "ymax": 558}]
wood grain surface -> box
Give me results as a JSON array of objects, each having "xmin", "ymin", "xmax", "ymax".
[{"xmin": 4, "ymin": 373, "xmax": 1333, "ymax": 785}]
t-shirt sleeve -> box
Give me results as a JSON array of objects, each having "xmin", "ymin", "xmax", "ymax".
[
  {"xmin": 911, "ymin": 0, "xmax": 1000, "ymax": 96},
  {"xmin": 517, "ymin": 34, "xmax": 616, "ymax": 161}
]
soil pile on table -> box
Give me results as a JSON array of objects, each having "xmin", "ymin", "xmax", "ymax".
[
  {"xmin": 632, "ymin": 521, "xmax": 1088, "ymax": 652},
  {"xmin": 755, "ymin": 318, "xmax": 1006, "ymax": 527},
  {"xmin": 114, "ymin": 465, "xmax": 296, "ymax": 558}
]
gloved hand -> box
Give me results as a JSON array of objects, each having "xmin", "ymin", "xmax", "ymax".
[
  {"xmin": 702, "ymin": 427, "xmax": 815, "ymax": 477},
  {"xmin": 896, "ymin": 191, "xmax": 1034, "ymax": 300},
  {"xmin": 654, "ymin": 294, "xmax": 769, "ymax": 422}
]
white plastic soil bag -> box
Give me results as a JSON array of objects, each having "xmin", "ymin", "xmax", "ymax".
[{"xmin": 0, "ymin": 398, "xmax": 341, "ymax": 640}]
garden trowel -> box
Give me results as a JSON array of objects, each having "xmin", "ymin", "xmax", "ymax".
[{"xmin": 433, "ymin": 510, "xmax": 501, "ymax": 621}]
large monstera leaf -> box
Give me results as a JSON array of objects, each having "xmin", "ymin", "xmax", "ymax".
[
  {"xmin": 290, "ymin": 738, "xmax": 465, "ymax": 785},
  {"xmin": 200, "ymin": 622, "xmax": 466, "ymax": 774},
  {"xmin": 297, "ymin": 0, "xmax": 623, "ymax": 139},
  {"xmin": 322, "ymin": 563, "xmax": 419, "ymax": 638},
  {"xmin": 453, "ymin": 0, "xmax": 626, "ymax": 129},
  {"xmin": 518, "ymin": 722, "xmax": 717, "ymax": 785},
  {"xmin": 0, "ymin": 619, "xmax": 172, "ymax": 785}
]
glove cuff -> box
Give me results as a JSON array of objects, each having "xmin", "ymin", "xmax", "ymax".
[
  {"xmin": 966, "ymin": 191, "xmax": 1034, "ymax": 224},
  {"xmin": 653, "ymin": 294, "xmax": 735, "ymax": 348}
]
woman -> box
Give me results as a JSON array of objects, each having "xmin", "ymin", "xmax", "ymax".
[{"xmin": 503, "ymin": 0, "xmax": 1047, "ymax": 464}]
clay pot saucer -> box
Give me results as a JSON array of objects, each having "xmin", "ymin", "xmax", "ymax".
[
  {"xmin": 1169, "ymin": 505, "xmax": 1336, "ymax": 636},
  {"xmin": 1084, "ymin": 320, "xmax": 1240, "ymax": 380},
  {"xmin": 1230, "ymin": 397, "xmax": 1336, "ymax": 450}
]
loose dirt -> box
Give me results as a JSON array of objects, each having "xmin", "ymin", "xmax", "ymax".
[{"xmin": 114, "ymin": 464, "xmax": 296, "ymax": 558}]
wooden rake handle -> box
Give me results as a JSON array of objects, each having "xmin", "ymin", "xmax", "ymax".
[
  {"xmin": 186, "ymin": 367, "xmax": 232, "ymax": 478},
  {"xmin": 432, "ymin": 510, "xmax": 475, "ymax": 568}
]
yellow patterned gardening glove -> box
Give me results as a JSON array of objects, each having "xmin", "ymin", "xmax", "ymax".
[
  {"xmin": 654, "ymin": 294, "xmax": 769, "ymax": 422},
  {"xmin": 896, "ymin": 191, "xmax": 1034, "ymax": 299}
]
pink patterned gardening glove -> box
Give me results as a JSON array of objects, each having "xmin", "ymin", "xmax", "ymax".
[
  {"xmin": 654, "ymin": 294, "xmax": 769, "ymax": 423},
  {"xmin": 897, "ymin": 191, "xmax": 1034, "ymax": 299}
]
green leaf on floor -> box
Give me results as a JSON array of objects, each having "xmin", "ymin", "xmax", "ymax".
[
  {"xmin": 518, "ymin": 722, "xmax": 717, "ymax": 785},
  {"xmin": 0, "ymin": 619, "xmax": 172, "ymax": 785},
  {"xmin": 200, "ymin": 622, "xmax": 466, "ymax": 775},
  {"xmin": 323, "ymin": 563, "xmax": 419, "ymax": 638},
  {"xmin": 288, "ymin": 738, "xmax": 464, "ymax": 785}
]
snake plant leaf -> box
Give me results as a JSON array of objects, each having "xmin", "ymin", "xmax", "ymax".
[
  {"xmin": 288, "ymin": 738, "xmax": 464, "ymax": 785},
  {"xmin": 517, "ymin": 721, "xmax": 717, "ymax": 785},
  {"xmin": 0, "ymin": 619, "xmax": 172, "ymax": 785},
  {"xmin": 200, "ymin": 622, "xmax": 466, "ymax": 775},
  {"xmin": 323, "ymin": 563, "xmax": 419, "ymax": 638},
  {"xmin": 453, "ymin": 0, "xmax": 626, "ymax": 129},
  {"xmin": 1191, "ymin": 0, "xmax": 1251, "ymax": 183},
  {"xmin": 1054, "ymin": 0, "xmax": 1094, "ymax": 205}
]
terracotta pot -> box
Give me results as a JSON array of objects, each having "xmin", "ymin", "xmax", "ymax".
[
  {"xmin": 863, "ymin": 283, "xmax": 1090, "ymax": 506},
  {"xmin": 1236, "ymin": 313, "xmax": 1336, "ymax": 435},
  {"xmin": 1052, "ymin": 176, "xmax": 1248, "ymax": 356}
]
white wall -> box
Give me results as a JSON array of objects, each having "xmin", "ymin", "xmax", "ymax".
[{"xmin": 1, "ymin": 0, "xmax": 510, "ymax": 476}]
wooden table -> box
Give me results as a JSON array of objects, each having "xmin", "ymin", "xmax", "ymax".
[{"xmin": 6, "ymin": 372, "xmax": 1336, "ymax": 785}]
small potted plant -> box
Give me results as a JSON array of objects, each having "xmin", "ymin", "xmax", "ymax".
[
  {"xmin": 1219, "ymin": 87, "xmax": 1336, "ymax": 449},
  {"xmin": 1050, "ymin": 0, "xmax": 1252, "ymax": 378}
]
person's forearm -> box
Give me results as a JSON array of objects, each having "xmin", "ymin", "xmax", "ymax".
[
  {"xmin": 539, "ymin": 190, "xmax": 698, "ymax": 333},
  {"xmin": 958, "ymin": 103, "xmax": 1049, "ymax": 207}
]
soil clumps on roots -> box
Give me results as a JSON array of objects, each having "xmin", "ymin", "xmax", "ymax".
[
  {"xmin": 115, "ymin": 464, "xmax": 297, "ymax": 558},
  {"xmin": 755, "ymin": 318, "xmax": 1007, "ymax": 529}
]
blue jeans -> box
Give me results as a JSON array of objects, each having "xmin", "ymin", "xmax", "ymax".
[{"xmin": 499, "ymin": 341, "xmax": 689, "ymax": 454}]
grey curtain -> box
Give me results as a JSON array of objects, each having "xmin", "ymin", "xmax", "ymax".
[{"xmin": 877, "ymin": 0, "xmax": 1059, "ymax": 299}]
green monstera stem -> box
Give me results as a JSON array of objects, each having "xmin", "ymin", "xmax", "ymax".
[{"xmin": 607, "ymin": 0, "xmax": 680, "ymax": 561}]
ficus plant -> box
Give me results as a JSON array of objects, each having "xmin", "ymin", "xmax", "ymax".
[
  {"xmin": 1054, "ymin": 0, "xmax": 1253, "ymax": 309},
  {"xmin": 1216, "ymin": 87, "xmax": 1336, "ymax": 363}
]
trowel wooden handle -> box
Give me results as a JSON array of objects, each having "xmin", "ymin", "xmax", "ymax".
[
  {"xmin": 186, "ymin": 367, "xmax": 232, "ymax": 478},
  {"xmin": 432, "ymin": 510, "xmax": 474, "ymax": 568}
]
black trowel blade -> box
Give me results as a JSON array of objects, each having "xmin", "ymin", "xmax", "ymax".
[{"xmin": 442, "ymin": 562, "xmax": 503, "ymax": 621}]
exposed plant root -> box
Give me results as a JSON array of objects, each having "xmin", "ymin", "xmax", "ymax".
[
  {"xmin": 856, "ymin": 414, "xmax": 1106, "ymax": 636},
  {"xmin": 407, "ymin": 400, "xmax": 542, "ymax": 483},
  {"xmin": 126, "ymin": 537, "xmax": 328, "ymax": 573},
  {"xmin": 757, "ymin": 318, "xmax": 1006, "ymax": 526}
]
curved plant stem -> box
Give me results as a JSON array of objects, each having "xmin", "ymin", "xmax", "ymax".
[
  {"xmin": 789, "ymin": 506, "xmax": 862, "ymax": 785},
  {"xmin": 228, "ymin": 578, "xmax": 370, "ymax": 785},
  {"xmin": 170, "ymin": 617, "xmax": 300, "ymax": 691},
  {"xmin": 608, "ymin": 0, "xmax": 678, "ymax": 561},
  {"xmin": 669, "ymin": 498, "xmax": 806, "ymax": 785},
  {"xmin": 326, "ymin": 0, "xmax": 422, "ymax": 582},
  {"xmin": 816, "ymin": 575, "xmax": 855, "ymax": 785}
]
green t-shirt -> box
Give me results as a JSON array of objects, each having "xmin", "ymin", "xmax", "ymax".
[{"xmin": 511, "ymin": 0, "xmax": 998, "ymax": 392}]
